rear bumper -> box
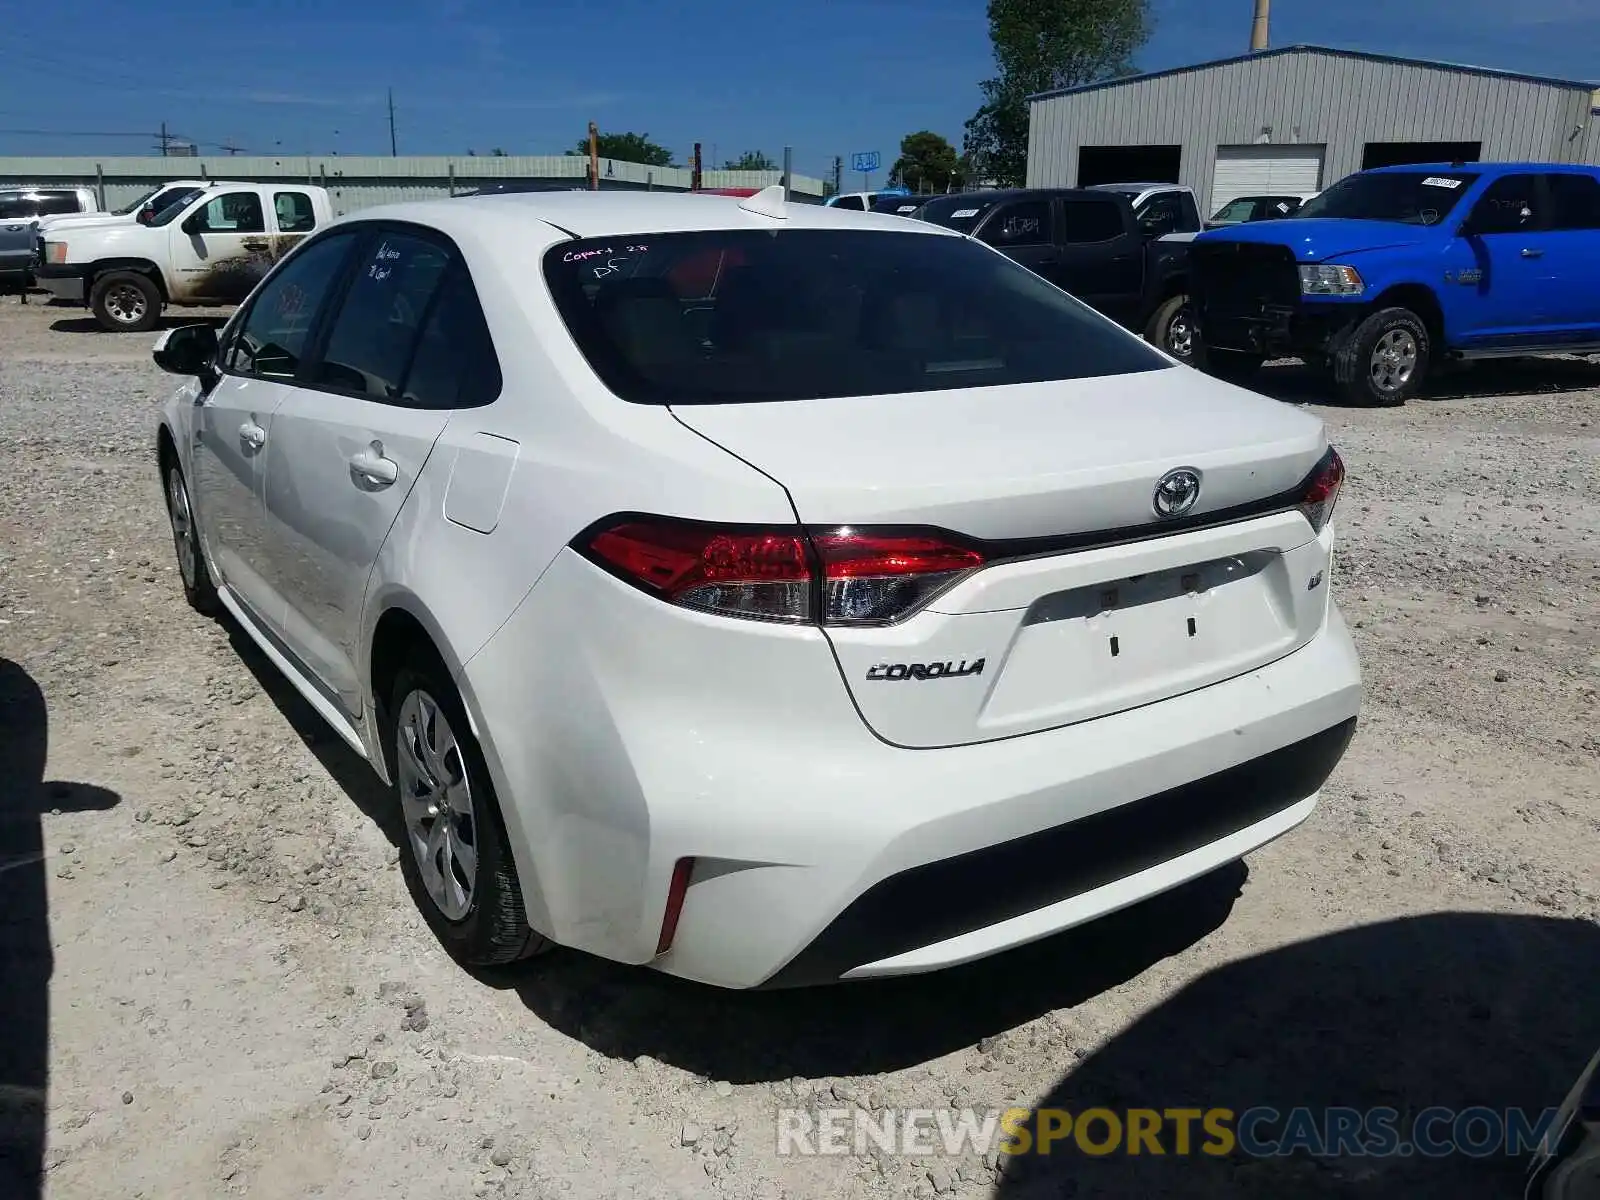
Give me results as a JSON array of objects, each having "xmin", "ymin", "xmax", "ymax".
[{"xmin": 462, "ymin": 548, "xmax": 1362, "ymax": 990}]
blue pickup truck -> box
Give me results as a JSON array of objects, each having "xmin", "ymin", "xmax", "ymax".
[{"xmin": 1188, "ymin": 162, "xmax": 1600, "ymax": 404}]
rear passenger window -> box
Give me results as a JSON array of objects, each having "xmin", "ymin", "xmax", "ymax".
[
  {"xmin": 37, "ymin": 193, "xmax": 82, "ymax": 216},
  {"xmin": 399, "ymin": 266, "xmax": 502, "ymax": 409},
  {"xmin": 980, "ymin": 200, "xmax": 1051, "ymax": 247},
  {"xmin": 274, "ymin": 191, "xmax": 317, "ymax": 233},
  {"xmin": 1546, "ymin": 174, "xmax": 1600, "ymax": 231},
  {"xmin": 1058, "ymin": 199, "xmax": 1125, "ymax": 243},
  {"xmin": 309, "ymin": 231, "xmax": 451, "ymax": 401},
  {"xmin": 833, "ymin": 196, "xmax": 865, "ymax": 211},
  {"xmin": 229, "ymin": 234, "xmax": 357, "ymax": 380}
]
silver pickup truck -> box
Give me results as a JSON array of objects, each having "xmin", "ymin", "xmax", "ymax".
[{"xmin": 0, "ymin": 187, "xmax": 101, "ymax": 291}]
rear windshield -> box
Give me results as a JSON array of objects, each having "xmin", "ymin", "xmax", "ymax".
[
  {"xmin": 1296, "ymin": 172, "xmax": 1477, "ymax": 225},
  {"xmin": 541, "ymin": 229, "xmax": 1169, "ymax": 405}
]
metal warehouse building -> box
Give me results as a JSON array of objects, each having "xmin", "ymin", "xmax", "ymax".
[{"xmin": 1027, "ymin": 44, "xmax": 1600, "ymax": 217}]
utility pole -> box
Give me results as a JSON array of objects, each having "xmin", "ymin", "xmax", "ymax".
[
  {"xmin": 387, "ymin": 88, "xmax": 398, "ymax": 156},
  {"xmin": 158, "ymin": 121, "xmax": 168, "ymax": 157},
  {"xmin": 1250, "ymin": 0, "xmax": 1270, "ymax": 51},
  {"xmin": 588, "ymin": 121, "xmax": 600, "ymax": 190},
  {"xmin": 781, "ymin": 146, "xmax": 792, "ymax": 202},
  {"xmin": 832, "ymin": 155, "xmax": 843, "ymax": 196},
  {"xmin": 692, "ymin": 142, "xmax": 703, "ymax": 192}
]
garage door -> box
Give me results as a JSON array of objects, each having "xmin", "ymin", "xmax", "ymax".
[{"xmin": 1210, "ymin": 145, "xmax": 1326, "ymax": 214}]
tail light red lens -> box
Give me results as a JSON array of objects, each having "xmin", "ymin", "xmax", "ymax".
[
  {"xmin": 811, "ymin": 529, "xmax": 984, "ymax": 625},
  {"xmin": 580, "ymin": 518, "xmax": 985, "ymax": 625},
  {"xmin": 1297, "ymin": 446, "xmax": 1345, "ymax": 534}
]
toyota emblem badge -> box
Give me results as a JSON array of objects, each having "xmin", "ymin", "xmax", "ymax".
[{"xmin": 1153, "ymin": 467, "xmax": 1202, "ymax": 518}]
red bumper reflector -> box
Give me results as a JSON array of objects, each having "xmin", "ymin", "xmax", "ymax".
[{"xmin": 656, "ymin": 857, "xmax": 696, "ymax": 956}]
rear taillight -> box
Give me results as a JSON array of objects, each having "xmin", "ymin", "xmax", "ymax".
[
  {"xmin": 580, "ymin": 517, "xmax": 985, "ymax": 626},
  {"xmin": 812, "ymin": 528, "xmax": 984, "ymax": 625},
  {"xmin": 1297, "ymin": 446, "xmax": 1344, "ymax": 534}
]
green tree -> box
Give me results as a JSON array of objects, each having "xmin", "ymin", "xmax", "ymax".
[
  {"xmin": 964, "ymin": 0, "xmax": 1151, "ymax": 186},
  {"xmin": 889, "ymin": 131, "xmax": 962, "ymax": 193},
  {"xmin": 567, "ymin": 130, "xmax": 675, "ymax": 166},
  {"xmin": 724, "ymin": 150, "xmax": 779, "ymax": 171}
]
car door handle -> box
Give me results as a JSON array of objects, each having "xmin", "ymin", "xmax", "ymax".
[
  {"xmin": 1521, "ymin": 247, "xmax": 1543, "ymax": 258},
  {"xmin": 238, "ymin": 420, "xmax": 266, "ymax": 450},
  {"xmin": 349, "ymin": 444, "xmax": 398, "ymax": 487},
  {"xmin": 242, "ymin": 239, "xmax": 270, "ymax": 251}
]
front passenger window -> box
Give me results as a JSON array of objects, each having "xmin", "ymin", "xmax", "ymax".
[{"xmin": 229, "ymin": 235, "xmax": 357, "ymax": 379}]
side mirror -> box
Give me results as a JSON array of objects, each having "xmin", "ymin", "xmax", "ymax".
[
  {"xmin": 153, "ymin": 324, "xmax": 219, "ymax": 380},
  {"xmin": 181, "ymin": 211, "xmax": 205, "ymax": 235}
]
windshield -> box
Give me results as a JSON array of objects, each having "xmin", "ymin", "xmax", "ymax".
[
  {"xmin": 147, "ymin": 188, "xmax": 206, "ymax": 227},
  {"xmin": 542, "ymin": 229, "xmax": 1168, "ymax": 405},
  {"xmin": 1297, "ymin": 172, "xmax": 1478, "ymax": 225},
  {"xmin": 917, "ymin": 196, "xmax": 1005, "ymax": 233},
  {"xmin": 114, "ymin": 184, "xmax": 167, "ymax": 216}
]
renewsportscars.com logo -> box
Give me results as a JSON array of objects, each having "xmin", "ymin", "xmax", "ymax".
[{"xmin": 776, "ymin": 1105, "xmax": 1562, "ymax": 1159}]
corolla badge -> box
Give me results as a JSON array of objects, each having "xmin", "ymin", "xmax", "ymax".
[{"xmin": 1153, "ymin": 467, "xmax": 1202, "ymax": 518}]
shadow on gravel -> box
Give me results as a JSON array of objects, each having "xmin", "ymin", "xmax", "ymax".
[
  {"xmin": 1251, "ymin": 355, "xmax": 1600, "ymax": 408},
  {"xmin": 489, "ymin": 861, "xmax": 1248, "ymax": 1079},
  {"xmin": 995, "ymin": 911, "xmax": 1600, "ymax": 1200},
  {"xmin": 48, "ymin": 314, "xmax": 230, "ymax": 337},
  {"xmin": 216, "ymin": 616, "xmax": 401, "ymax": 848},
  {"xmin": 0, "ymin": 659, "xmax": 120, "ymax": 1200}
]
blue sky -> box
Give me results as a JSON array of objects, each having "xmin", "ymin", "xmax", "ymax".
[{"xmin": 0, "ymin": 0, "xmax": 1595, "ymax": 180}]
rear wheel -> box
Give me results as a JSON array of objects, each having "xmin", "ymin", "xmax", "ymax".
[
  {"xmin": 90, "ymin": 270, "xmax": 160, "ymax": 332},
  {"xmin": 388, "ymin": 655, "xmax": 549, "ymax": 967},
  {"xmin": 1331, "ymin": 306, "xmax": 1429, "ymax": 406},
  {"xmin": 1145, "ymin": 294, "xmax": 1197, "ymax": 365}
]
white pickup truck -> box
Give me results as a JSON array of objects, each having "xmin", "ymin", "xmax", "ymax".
[{"xmin": 36, "ymin": 182, "xmax": 334, "ymax": 331}]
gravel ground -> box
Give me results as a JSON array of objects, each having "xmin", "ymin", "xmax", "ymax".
[{"xmin": 1, "ymin": 293, "xmax": 1597, "ymax": 1200}]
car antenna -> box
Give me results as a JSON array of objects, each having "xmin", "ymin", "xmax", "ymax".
[{"xmin": 737, "ymin": 184, "xmax": 788, "ymax": 219}]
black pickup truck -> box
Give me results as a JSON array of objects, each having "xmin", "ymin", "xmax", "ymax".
[{"xmin": 917, "ymin": 186, "xmax": 1198, "ymax": 361}]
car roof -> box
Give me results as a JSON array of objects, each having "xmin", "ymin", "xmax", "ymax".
[
  {"xmin": 1362, "ymin": 161, "xmax": 1600, "ymax": 175},
  {"xmin": 1088, "ymin": 181, "xmax": 1181, "ymax": 194},
  {"xmin": 328, "ymin": 190, "xmax": 968, "ymax": 242}
]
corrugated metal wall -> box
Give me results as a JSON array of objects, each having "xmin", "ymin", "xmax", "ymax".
[
  {"xmin": 1028, "ymin": 49, "xmax": 1600, "ymax": 207},
  {"xmin": 0, "ymin": 155, "xmax": 826, "ymax": 215}
]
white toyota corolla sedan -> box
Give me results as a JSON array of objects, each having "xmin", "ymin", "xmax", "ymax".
[{"xmin": 151, "ymin": 186, "xmax": 1361, "ymax": 989}]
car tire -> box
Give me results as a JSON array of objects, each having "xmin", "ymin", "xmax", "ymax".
[
  {"xmin": 1145, "ymin": 294, "xmax": 1197, "ymax": 365},
  {"xmin": 1203, "ymin": 348, "xmax": 1265, "ymax": 381},
  {"xmin": 1331, "ymin": 306, "xmax": 1429, "ymax": 406},
  {"xmin": 162, "ymin": 461, "xmax": 220, "ymax": 615},
  {"xmin": 90, "ymin": 270, "xmax": 160, "ymax": 333},
  {"xmin": 387, "ymin": 654, "xmax": 549, "ymax": 968}
]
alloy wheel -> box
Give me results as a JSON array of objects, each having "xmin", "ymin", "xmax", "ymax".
[
  {"xmin": 1370, "ymin": 328, "xmax": 1418, "ymax": 394},
  {"xmin": 395, "ymin": 689, "xmax": 478, "ymax": 921},
  {"xmin": 166, "ymin": 468, "xmax": 197, "ymax": 588}
]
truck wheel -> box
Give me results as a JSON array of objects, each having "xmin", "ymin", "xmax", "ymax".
[
  {"xmin": 1203, "ymin": 349, "xmax": 1265, "ymax": 381},
  {"xmin": 90, "ymin": 270, "xmax": 161, "ymax": 333},
  {"xmin": 1145, "ymin": 294, "xmax": 1197, "ymax": 365},
  {"xmin": 1332, "ymin": 307, "xmax": 1429, "ymax": 406}
]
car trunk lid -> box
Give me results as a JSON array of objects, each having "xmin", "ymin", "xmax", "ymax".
[{"xmin": 670, "ymin": 369, "xmax": 1338, "ymax": 748}]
